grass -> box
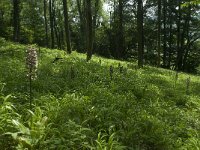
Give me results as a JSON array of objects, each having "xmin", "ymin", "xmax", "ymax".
[{"xmin": 0, "ymin": 38, "xmax": 200, "ymax": 149}]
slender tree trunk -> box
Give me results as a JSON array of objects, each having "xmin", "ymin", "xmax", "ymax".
[
  {"xmin": 0, "ymin": 10, "xmax": 4, "ymax": 36},
  {"xmin": 52, "ymin": 3, "xmax": 58, "ymax": 49},
  {"xmin": 157, "ymin": 0, "xmax": 161, "ymax": 66},
  {"xmin": 86, "ymin": 0, "xmax": 93, "ymax": 61},
  {"xmin": 49, "ymin": 0, "xmax": 55, "ymax": 49},
  {"xmin": 63, "ymin": 0, "xmax": 71, "ymax": 53},
  {"xmin": 44, "ymin": 0, "xmax": 48, "ymax": 47},
  {"xmin": 59, "ymin": 28, "xmax": 64, "ymax": 49},
  {"xmin": 76, "ymin": 0, "xmax": 86, "ymax": 52},
  {"xmin": 13, "ymin": 0, "xmax": 20, "ymax": 42},
  {"xmin": 163, "ymin": 0, "xmax": 167, "ymax": 68},
  {"xmin": 52, "ymin": 5, "xmax": 61, "ymax": 49},
  {"xmin": 183, "ymin": 46, "xmax": 190, "ymax": 71},
  {"xmin": 137, "ymin": 0, "xmax": 144, "ymax": 67},
  {"xmin": 182, "ymin": 6, "xmax": 191, "ymax": 71},
  {"xmin": 168, "ymin": 20, "xmax": 173, "ymax": 68},
  {"xmin": 112, "ymin": 0, "xmax": 117, "ymax": 58},
  {"xmin": 57, "ymin": 31, "xmax": 61, "ymax": 50},
  {"xmin": 0, "ymin": 10, "xmax": 4, "ymax": 21},
  {"xmin": 168, "ymin": 0, "xmax": 173, "ymax": 68},
  {"xmin": 118, "ymin": 0, "xmax": 124, "ymax": 58},
  {"xmin": 53, "ymin": 13, "xmax": 60, "ymax": 49},
  {"xmin": 176, "ymin": 0, "xmax": 182, "ymax": 70},
  {"xmin": 93, "ymin": 0, "xmax": 99, "ymax": 54}
]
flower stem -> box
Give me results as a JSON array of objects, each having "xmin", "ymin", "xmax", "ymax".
[{"xmin": 29, "ymin": 68, "xmax": 32, "ymax": 110}]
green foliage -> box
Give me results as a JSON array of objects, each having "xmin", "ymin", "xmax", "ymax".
[
  {"xmin": 94, "ymin": 132, "xmax": 125, "ymax": 150},
  {"xmin": 0, "ymin": 41, "xmax": 200, "ymax": 149},
  {"xmin": 6, "ymin": 107, "xmax": 48, "ymax": 149},
  {"xmin": 182, "ymin": 0, "xmax": 200, "ymax": 7},
  {"xmin": 0, "ymin": 94, "xmax": 19, "ymax": 149}
]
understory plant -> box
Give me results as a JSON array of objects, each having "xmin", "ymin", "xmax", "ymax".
[
  {"xmin": 5, "ymin": 107, "xmax": 48, "ymax": 150},
  {"xmin": 26, "ymin": 45, "xmax": 38, "ymax": 110}
]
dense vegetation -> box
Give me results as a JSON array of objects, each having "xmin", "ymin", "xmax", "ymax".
[
  {"xmin": 0, "ymin": 38, "xmax": 200, "ymax": 149},
  {"xmin": 0, "ymin": 0, "xmax": 200, "ymax": 149},
  {"xmin": 0, "ymin": 0, "xmax": 200, "ymax": 72}
]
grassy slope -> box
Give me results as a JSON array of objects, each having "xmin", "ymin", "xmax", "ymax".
[{"xmin": 0, "ymin": 39, "xmax": 200, "ymax": 149}]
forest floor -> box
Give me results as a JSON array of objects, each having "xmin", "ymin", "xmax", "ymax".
[{"xmin": 0, "ymin": 38, "xmax": 200, "ymax": 149}]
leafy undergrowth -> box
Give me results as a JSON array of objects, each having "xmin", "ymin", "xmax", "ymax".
[{"xmin": 0, "ymin": 38, "xmax": 200, "ymax": 150}]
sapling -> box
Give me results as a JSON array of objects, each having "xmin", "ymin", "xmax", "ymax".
[
  {"xmin": 99, "ymin": 59, "xmax": 101, "ymax": 65},
  {"xmin": 26, "ymin": 45, "xmax": 38, "ymax": 110}
]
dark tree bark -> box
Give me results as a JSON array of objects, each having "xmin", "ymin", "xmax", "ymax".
[
  {"xmin": 44, "ymin": 0, "xmax": 48, "ymax": 47},
  {"xmin": 167, "ymin": 0, "xmax": 173, "ymax": 68},
  {"xmin": 49, "ymin": 0, "xmax": 55, "ymax": 49},
  {"xmin": 53, "ymin": 7, "xmax": 61, "ymax": 49},
  {"xmin": 163, "ymin": 0, "xmax": 167, "ymax": 68},
  {"xmin": 137, "ymin": 0, "xmax": 144, "ymax": 67},
  {"xmin": 86, "ymin": 0, "xmax": 93, "ymax": 61},
  {"xmin": 182, "ymin": 6, "xmax": 191, "ymax": 71},
  {"xmin": 0, "ymin": 10, "xmax": 3, "ymax": 36},
  {"xmin": 175, "ymin": 0, "xmax": 182, "ymax": 70},
  {"xmin": 77, "ymin": 0, "xmax": 86, "ymax": 52},
  {"xmin": 13, "ymin": 0, "xmax": 20, "ymax": 42},
  {"xmin": 168, "ymin": 18, "xmax": 173, "ymax": 68},
  {"xmin": 63, "ymin": 0, "xmax": 71, "ymax": 54},
  {"xmin": 111, "ymin": 0, "xmax": 117, "ymax": 58},
  {"xmin": 92, "ymin": 0, "xmax": 99, "ymax": 54},
  {"xmin": 59, "ymin": 28, "xmax": 65, "ymax": 49},
  {"xmin": 117, "ymin": 0, "xmax": 124, "ymax": 58},
  {"xmin": 157, "ymin": 0, "xmax": 161, "ymax": 66}
]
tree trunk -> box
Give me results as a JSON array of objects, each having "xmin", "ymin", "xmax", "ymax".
[
  {"xmin": 43, "ymin": 0, "xmax": 48, "ymax": 47},
  {"xmin": 175, "ymin": 0, "xmax": 182, "ymax": 70},
  {"xmin": 137, "ymin": 0, "xmax": 144, "ymax": 67},
  {"xmin": 168, "ymin": 19, "xmax": 173, "ymax": 68},
  {"xmin": 118, "ymin": 0, "xmax": 124, "ymax": 59},
  {"xmin": 49, "ymin": 0, "xmax": 55, "ymax": 49},
  {"xmin": 167, "ymin": 0, "xmax": 173, "ymax": 68},
  {"xmin": 182, "ymin": 6, "xmax": 191, "ymax": 71},
  {"xmin": 157, "ymin": 0, "xmax": 161, "ymax": 66},
  {"xmin": 63, "ymin": 0, "xmax": 71, "ymax": 54},
  {"xmin": 77, "ymin": 0, "xmax": 86, "ymax": 52},
  {"xmin": 92, "ymin": 0, "xmax": 99, "ymax": 54},
  {"xmin": 86, "ymin": 0, "xmax": 93, "ymax": 61},
  {"xmin": 163, "ymin": 0, "xmax": 167, "ymax": 68},
  {"xmin": 13, "ymin": 0, "xmax": 20, "ymax": 42},
  {"xmin": 53, "ymin": 7, "xmax": 60, "ymax": 49}
]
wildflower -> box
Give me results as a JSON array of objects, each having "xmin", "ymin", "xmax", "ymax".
[{"xmin": 26, "ymin": 45, "xmax": 38, "ymax": 79}]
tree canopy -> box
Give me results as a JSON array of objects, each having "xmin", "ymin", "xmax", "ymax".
[{"xmin": 0, "ymin": 0, "xmax": 200, "ymax": 72}]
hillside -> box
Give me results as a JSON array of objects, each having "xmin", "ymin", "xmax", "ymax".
[{"xmin": 0, "ymin": 39, "xmax": 200, "ymax": 149}]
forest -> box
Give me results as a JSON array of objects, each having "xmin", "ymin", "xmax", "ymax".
[
  {"xmin": 0, "ymin": 0, "xmax": 200, "ymax": 149},
  {"xmin": 0, "ymin": 0, "xmax": 200, "ymax": 72}
]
